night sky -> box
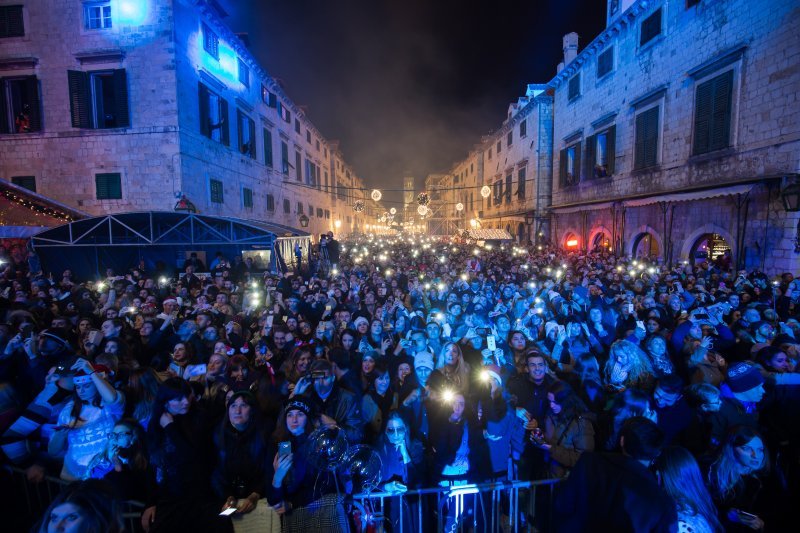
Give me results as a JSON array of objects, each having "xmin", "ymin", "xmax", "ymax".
[{"xmin": 229, "ymin": 0, "xmax": 607, "ymax": 205}]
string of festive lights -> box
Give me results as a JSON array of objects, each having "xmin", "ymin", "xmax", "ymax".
[{"xmin": 0, "ymin": 190, "xmax": 74, "ymax": 222}]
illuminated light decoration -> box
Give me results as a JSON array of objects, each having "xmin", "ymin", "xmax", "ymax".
[
  {"xmin": 456, "ymin": 203, "xmax": 464, "ymax": 211},
  {"xmin": 0, "ymin": 190, "xmax": 74, "ymax": 222},
  {"xmin": 480, "ymin": 185, "xmax": 491, "ymax": 198},
  {"xmin": 442, "ymin": 389, "xmax": 454, "ymax": 403},
  {"xmin": 417, "ymin": 192, "xmax": 430, "ymax": 206},
  {"xmin": 566, "ymin": 239, "xmax": 578, "ymax": 247},
  {"xmin": 353, "ymin": 200, "xmax": 365, "ymax": 212},
  {"xmin": 460, "ymin": 274, "xmax": 468, "ymax": 281},
  {"xmin": 117, "ymin": 0, "xmax": 149, "ymax": 25},
  {"xmin": 334, "ymin": 220, "xmax": 342, "ymax": 229},
  {"xmin": 389, "ymin": 207, "xmax": 397, "ymax": 215},
  {"xmin": 417, "ymin": 205, "xmax": 428, "ymax": 216},
  {"xmin": 371, "ymin": 189, "xmax": 382, "ymax": 202}
]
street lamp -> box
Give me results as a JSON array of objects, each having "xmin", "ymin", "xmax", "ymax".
[
  {"xmin": 524, "ymin": 212, "xmax": 535, "ymax": 244},
  {"xmin": 780, "ymin": 182, "xmax": 800, "ymax": 212},
  {"xmin": 299, "ymin": 214, "xmax": 309, "ymax": 228}
]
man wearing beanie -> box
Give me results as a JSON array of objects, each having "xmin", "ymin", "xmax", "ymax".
[
  {"xmin": 708, "ymin": 362, "xmax": 765, "ymax": 447},
  {"xmin": 399, "ymin": 352, "xmax": 435, "ymax": 445}
]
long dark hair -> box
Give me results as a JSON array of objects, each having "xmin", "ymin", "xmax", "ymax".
[
  {"xmin": 35, "ymin": 479, "xmax": 124, "ymax": 533},
  {"xmin": 654, "ymin": 446, "xmax": 723, "ymax": 531},
  {"xmin": 547, "ymin": 380, "xmax": 587, "ymax": 420},
  {"xmin": 147, "ymin": 378, "xmax": 193, "ymax": 434}
]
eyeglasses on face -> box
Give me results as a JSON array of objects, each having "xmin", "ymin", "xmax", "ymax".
[{"xmin": 386, "ymin": 426, "xmax": 406, "ymax": 434}]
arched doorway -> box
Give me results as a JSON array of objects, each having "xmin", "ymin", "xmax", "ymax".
[
  {"xmin": 632, "ymin": 232, "xmax": 660, "ymax": 258},
  {"xmin": 517, "ymin": 222, "xmax": 526, "ymax": 243},
  {"xmin": 563, "ymin": 231, "xmax": 580, "ymax": 251},
  {"xmin": 690, "ymin": 233, "xmax": 732, "ymax": 266},
  {"xmin": 591, "ymin": 231, "xmax": 612, "ymax": 252}
]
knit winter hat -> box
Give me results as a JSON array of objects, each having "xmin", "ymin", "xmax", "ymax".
[
  {"xmin": 727, "ymin": 362, "xmax": 764, "ymax": 393},
  {"xmin": 285, "ymin": 398, "xmax": 312, "ymax": 417}
]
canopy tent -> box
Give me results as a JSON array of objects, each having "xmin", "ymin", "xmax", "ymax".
[
  {"xmin": 460, "ymin": 229, "xmax": 515, "ymax": 241},
  {"xmin": 30, "ymin": 212, "xmax": 311, "ymax": 278},
  {"xmin": 0, "ymin": 180, "xmax": 86, "ymax": 237}
]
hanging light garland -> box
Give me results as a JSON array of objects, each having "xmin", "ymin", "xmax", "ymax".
[
  {"xmin": 353, "ymin": 200, "xmax": 365, "ymax": 212},
  {"xmin": 417, "ymin": 205, "xmax": 429, "ymax": 216},
  {"xmin": 455, "ymin": 203, "xmax": 464, "ymax": 212},
  {"xmin": 417, "ymin": 192, "xmax": 430, "ymax": 206},
  {"xmin": 480, "ymin": 185, "xmax": 491, "ymax": 198},
  {"xmin": 389, "ymin": 207, "xmax": 397, "ymax": 215},
  {"xmin": 0, "ymin": 190, "xmax": 74, "ymax": 222},
  {"xmin": 371, "ymin": 189, "xmax": 383, "ymax": 202}
]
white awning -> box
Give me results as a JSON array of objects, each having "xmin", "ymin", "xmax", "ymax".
[
  {"xmin": 623, "ymin": 183, "xmax": 754, "ymax": 207},
  {"xmin": 463, "ymin": 229, "xmax": 514, "ymax": 240}
]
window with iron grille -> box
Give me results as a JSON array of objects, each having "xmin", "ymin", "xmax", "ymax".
[
  {"xmin": 209, "ymin": 179, "xmax": 224, "ymax": 204},
  {"xmin": 96, "ymin": 173, "xmax": 122, "ymax": 200}
]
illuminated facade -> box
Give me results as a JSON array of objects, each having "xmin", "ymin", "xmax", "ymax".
[
  {"xmin": 0, "ymin": 0, "xmax": 360, "ymax": 238},
  {"xmin": 549, "ymin": 0, "xmax": 800, "ymax": 272}
]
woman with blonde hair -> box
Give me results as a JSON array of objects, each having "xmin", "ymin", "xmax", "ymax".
[
  {"xmin": 604, "ymin": 340, "xmax": 655, "ymax": 394},
  {"xmin": 428, "ymin": 342, "xmax": 471, "ymax": 395}
]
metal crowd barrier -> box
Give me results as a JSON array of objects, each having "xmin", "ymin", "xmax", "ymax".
[
  {"xmin": 6, "ymin": 466, "xmax": 146, "ymax": 532},
  {"xmin": 352, "ymin": 478, "xmax": 563, "ymax": 533}
]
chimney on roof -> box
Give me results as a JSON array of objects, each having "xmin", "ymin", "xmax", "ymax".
[{"xmin": 563, "ymin": 32, "xmax": 579, "ymax": 66}]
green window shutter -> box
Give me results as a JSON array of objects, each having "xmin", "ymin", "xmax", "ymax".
[
  {"xmin": 693, "ymin": 79, "xmax": 713, "ymax": 155},
  {"xmin": 0, "ymin": 80, "xmax": 8, "ymax": 134},
  {"xmin": 243, "ymin": 188, "xmax": 253, "ymax": 208},
  {"xmin": 249, "ymin": 120, "xmax": 256, "ymax": 158},
  {"xmin": 220, "ymin": 98, "xmax": 229, "ymax": 146},
  {"xmin": 640, "ymin": 9, "xmax": 662, "ymax": 46},
  {"xmin": 264, "ymin": 129, "xmax": 273, "ymax": 167},
  {"xmin": 585, "ymin": 135, "xmax": 596, "ymax": 179},
  {"xmin": 710, "ymin": 70, "xmax": 733, "ymax": 151},
  {"xmin": 12, "ymin": 175, "xmax": 36, "ymax": 192},
  {"xmin": 517, "ymin": 168, "xmax": 526, "ymax": 199},
  {"xmin": 210, "ymin": 179, "xmax": 223, "ymax": 203},
  {"xmin": 635, "ymin": 107, "xmax": 659, "ymax": 169},
  {"xmin": 198, "ymin": 83, "xmax": 210, "ymax": 137},
  {"xmin": 0, "ymin": 6, "xmax": 25, "ymax": 38},
  {"xmin": 96, "ymin": 173, "xmax": 122, "ymax": 199},
  {"xmin": 23, "ymin": 76, "xmax": 41, "ymax": 132},
  {"xmin": 112, "ymin": 69, "xmax": 129, "ymax": 127},
  {"xmin": 606, "ymin": 125, "xmax": 616, "ymax": 175},
  {"xmin": 68, "ymin": 70, "xmax": 92, "ymax": 129},
  {"xmin": 559, "ymin": 148, "xmax": 567, "ymax": 186}
]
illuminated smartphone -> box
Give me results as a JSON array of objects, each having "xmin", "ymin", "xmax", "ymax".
[
  {"xmin": 486, "ymin": 335, "xmax": 496, "ymax": 352},
  {"xmin": 278, "ymin": 441, "xmax": 292, "ymax": 457},
  {"xmin": 265, "ymin": 315, "xmax": 274, "ymax": 328},
  {"xmin": 219, "ymin": 506, "xmax": 237, "ymax": 516}
]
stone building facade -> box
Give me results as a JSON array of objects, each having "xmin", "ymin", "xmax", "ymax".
[
  {"xmin": 549, "ymin": 0, "xmax": 800, "ymax": 272},
  {"xmin": 0, "ymin": 0, "xmax": 365, "ymax": 239}
]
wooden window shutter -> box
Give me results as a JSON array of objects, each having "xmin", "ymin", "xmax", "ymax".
[
  {"xmin": 710, "ymin": 70, "xmax": 733, "ymax": 151},
  {"xmin": 693, "ymin": 79, "xmax": 713, "ymax": 155},
  {"xmin": 112, "ymin": 69, "xmax": 130, "ymax": 127},
  {"xmin": 23, "ymin": 76, "xmax": 41, "ymax": 131},
  {"xmin": 268, "ymin": 92, "xmax": 277, "ymax": 108},
  {"xmin": 248, "ymin": 119, "xmax": 256, "ymax": 158},
  {"xmin": 559, "ymin": 148, "xmax": 567, "ymax": 186},
  {"xmin": 0, "ymin": 81, "xmax": 8, "ymax": 134},
  {"xmin": 198, "ymin": 82, "xmax": 210, "ymax": 137},
  {"xmin": 643, "ymin": 109, "xmax": 658, "ymax": 167},
  {"xmin": 606, "ymin": 125, "xmax": 616, "ymax": 175},
  {"xmin": 220, "ymin": 98, "xmax": 230, "ymax": 146},
  {"xmin": 68, "ymin": 70, "xmax": 92, "ymax": 129},
  {"xmin": 574, "ymin": 141, "xmax": 582, "ymax": 183},
  {"xmin": 585, "ymin": 134, "xmax": 596, "ymax": 179}
]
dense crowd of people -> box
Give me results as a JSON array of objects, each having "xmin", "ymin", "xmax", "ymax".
[{"xmin": 0, "ymin": 232, "xmax": 799, "ymax": 532}]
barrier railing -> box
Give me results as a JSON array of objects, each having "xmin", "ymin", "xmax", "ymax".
[
  {"xmin": 5, "ymin": 466, "xmax": 146, "ymax": 532},
  {"xmin": 7, "ymin": 464, "xmax": 562, "ymax": 533},
  {"xmin": 351, "ymin": 478, "xmax": 563, "ymax": 533}
]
